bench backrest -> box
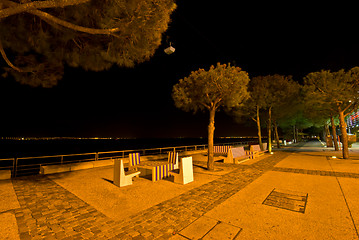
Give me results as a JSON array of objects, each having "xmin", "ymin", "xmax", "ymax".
[
  {"xmin": 168, "ymin": 152, "xmax": 178, "ymax": 164},
  {"xmin": 250, "ymin": 145, "xmax": 261, "ymax": 152},
  {"xmin": 180, "ymin": 156, "xmax": 194, "ymax": 184},
  {"xmin": 129, "ymin": 153, "xmax": 140, "ymax": 166},
  {"xmin": 213, "ymin": 145, "xmax": 231, "ymax": 153},
  {"xmin": 168, "ymin": 152, "xmax": 179, "ymax": 169},
  {"xmin": 152, "ymin": 163, "xmax": 175, "ymax": 182},
  {"xmin": 232, "ymin": 147, "xmax": 246, "ymax": 158},
  {"xmin": 262, "ymin": 143, "xmax": 267, "ymax": 151}
]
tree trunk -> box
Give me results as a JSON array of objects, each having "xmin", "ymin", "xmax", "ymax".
[
  {"xmin": 324, "ymin": 122, "xmax": 333, "ymax": 147},
  {"xmin": 274, "ymin": 120, "xmax": 280, "ymax": 149},
  {"xmin": 256, "ymin": 105, "xmax": 263, "ymax": 150},
  {"xmin": 268, "ymin": 107, "xmax": 272, "ymax": 153},
  {"xmin": 207, "ymin": 107, "xmax": 216, "ymax": 170},
  {"xmin": 338, "ymin": 107, "xmax": 349, "ymax": 159},
  {"xmin": 330, "ymin": 115, "xmax": 339, "ymax": 151}
]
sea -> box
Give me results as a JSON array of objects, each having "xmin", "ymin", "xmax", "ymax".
[{"xmin": 0, "ymin": 137, "xmax": 258, "ymax": 159}]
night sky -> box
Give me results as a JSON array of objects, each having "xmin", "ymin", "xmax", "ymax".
[{"xmin": 1, "ymin": 2, "xmax": 359, "ymax": 138}]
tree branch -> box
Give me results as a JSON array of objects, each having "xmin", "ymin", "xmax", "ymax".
[
  {"xmin": 2, "ymin": 0, "xmax": 121, "ymax": 35},
  {"xmin": 0, "ymin": 39, "xmax": 23, "ymax": 72},
  {"xmin": 0, "ymin": 0, "xmax": 90, "ymax": 19},
  {"xmin": 28, "ymin": 9, "xmax": 121, "ymax": 35}
]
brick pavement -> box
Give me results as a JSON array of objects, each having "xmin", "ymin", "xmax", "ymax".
[{"xmin": 12, "ymin": 151, "xmax": 290, "ymax": 240}]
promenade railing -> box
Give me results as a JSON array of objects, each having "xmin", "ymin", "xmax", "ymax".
[{"xmin": 0, "ymin": 141, "xmax": 253, "ymax": 178}]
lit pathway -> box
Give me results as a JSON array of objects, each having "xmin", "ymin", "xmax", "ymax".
[{"xmin": 11, "ymin": 151, "xmax": 290, "ymax": 239}]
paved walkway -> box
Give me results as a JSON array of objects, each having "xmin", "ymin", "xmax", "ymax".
[{"xmin": 1, "ymin": 140, "xmax": 359, "ymax": 239}]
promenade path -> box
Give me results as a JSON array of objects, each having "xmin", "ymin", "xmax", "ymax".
[{"xmin": 0, "ymin": 140, "xmax": 358, "ymax": 239}]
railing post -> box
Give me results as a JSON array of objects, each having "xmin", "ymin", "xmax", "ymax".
[
  {"xmin": 14, "ymin": 158, "xmax": 18, "ymax": 177},
  {"xmin": 12, "ymin": 158, "xmax": 17, "ymax": 178},
  {"xmin": 95, "ymin": 152, "xmax": 98, "ymax": 161},
  {"xmin": 61, "ymin": 156, "xmax": 64, "ymax": 165}
]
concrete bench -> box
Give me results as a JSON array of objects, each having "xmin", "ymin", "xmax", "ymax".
[
  {"xmin": 171, "ymin": 156, "xmax": 194, "ymax": 184},
  {"xmin": 0, "ymin": 170, "xmax": 11, "ymax": 180},
  {"xmin": 113, "ymin": 159, "xmax": 140, "ymax": 187}
]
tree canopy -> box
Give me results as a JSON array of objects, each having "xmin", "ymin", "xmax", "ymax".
[
  {"xmin": 304, "ymin": 67, "xmax": 359, "ymax": 158},
  {"xmin": 0, "ymin": 0, "xmax": 176, "ymax": 87},
  {"xmin": 172, "ymin": 63, "xmax": 250, "ymax": 113}
]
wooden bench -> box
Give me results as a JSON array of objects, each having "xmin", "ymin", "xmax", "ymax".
[
  {"xmin": 171, "ymin": 156, "xmax": 194, "ymax": 184},
  {"xmin": 213, "ymin": 145, "xmax": 232, "ymax": 156},
  {"xmin": 129, "ymin": 152, "xmax": 141, "ymax": 177},
  {"xmin": 262, "ymin": 143, "xmax": 268, "ymax": 152},
  {"xmin": 250, "ymin": 144, "xmax": 267, "ymax": 157},
  {"xmin": 113, "ymin": 159, "xmax": 140, "ymax": 187},
  {"xmin": 137, "ymin": 152, "xmax": 179, "ymax": 182},
  {"xmin": 224, "ymin": 147, "xmax": 254, "ymax": 164},
  {"xmin": 152, "ymin": 163, "xmax": 176, "ymax": 182}
]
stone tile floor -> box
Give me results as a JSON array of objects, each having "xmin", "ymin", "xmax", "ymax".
[{"xmin": 11, "ymin": 151, "xmax": 290, "ymax": 239}]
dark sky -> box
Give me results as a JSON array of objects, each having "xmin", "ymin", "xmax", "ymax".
[{"xmin": 1, "ymin": 2, "xmax": 359, "ymax": 138}]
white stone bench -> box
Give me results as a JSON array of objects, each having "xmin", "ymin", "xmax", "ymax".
[
  {"xmin": 113, "ymin": 159, "xmax": 140, "ymax": 187},
  {"xmin": 171, "ymin": 156, "xmax": 194, "ymax": 185}
]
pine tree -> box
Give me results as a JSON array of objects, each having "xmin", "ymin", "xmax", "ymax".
[
  {"xmin": 0, "ymin": 0, "xmax": 176, "ymax": 87},
  {"xmin": 172, "ymin": 63, "xmax": 250, "ymax": 170}
]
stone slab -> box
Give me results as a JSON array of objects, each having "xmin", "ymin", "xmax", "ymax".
[
  {"xmin": 40, "ymin": 165, "xmax": 71, "ymax": 175},
  {"xmin": 0, "ymin": 180, "xmax": 20, "ymax": 212},
  {"xmin": 93, "ymin": 159, "xmax": 114, "ymax": 168},
  {"xmin": 0, "ymin": 170, "xmax": 11, "ymax": 180},
  {"xmin": 0, "ymin": 212, "xmax": 19, "ymax": 240},
  {"xmin": 179, "ymin": 216, "xmax": 218, "ymax": 239},
  {"xmin": 202, "ymin": 221, "xmax": 241, "ymax": 240},
  {"xmin": 205, "ymin": 171, "xmax": 358, "ymax": 239},
  {"xmin": 70, "ymin": 162, "xmax": 94, "ymax": 171}
]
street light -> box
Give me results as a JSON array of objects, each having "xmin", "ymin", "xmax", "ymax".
[{"xmin": 164, "ymin": 42, "xmax": 175, "ymax": 55}]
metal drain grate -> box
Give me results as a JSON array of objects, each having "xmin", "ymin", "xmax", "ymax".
[{"xmin": 262, "ymin": 188, "xmax": 308, "ymax": 213}]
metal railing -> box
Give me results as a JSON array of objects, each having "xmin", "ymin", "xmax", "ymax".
[{"xmin": 0, "ymin": 141, "xmax": 252, "ymax": 178}]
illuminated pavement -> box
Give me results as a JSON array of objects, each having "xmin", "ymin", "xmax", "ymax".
[{"xmin": 1, "ymin": 141, "xmax": 359, "ymax": 239}]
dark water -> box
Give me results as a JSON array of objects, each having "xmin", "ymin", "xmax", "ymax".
[{"xmin": 0, "ymin": 137, "xmax": 258, "ymax": 159}]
